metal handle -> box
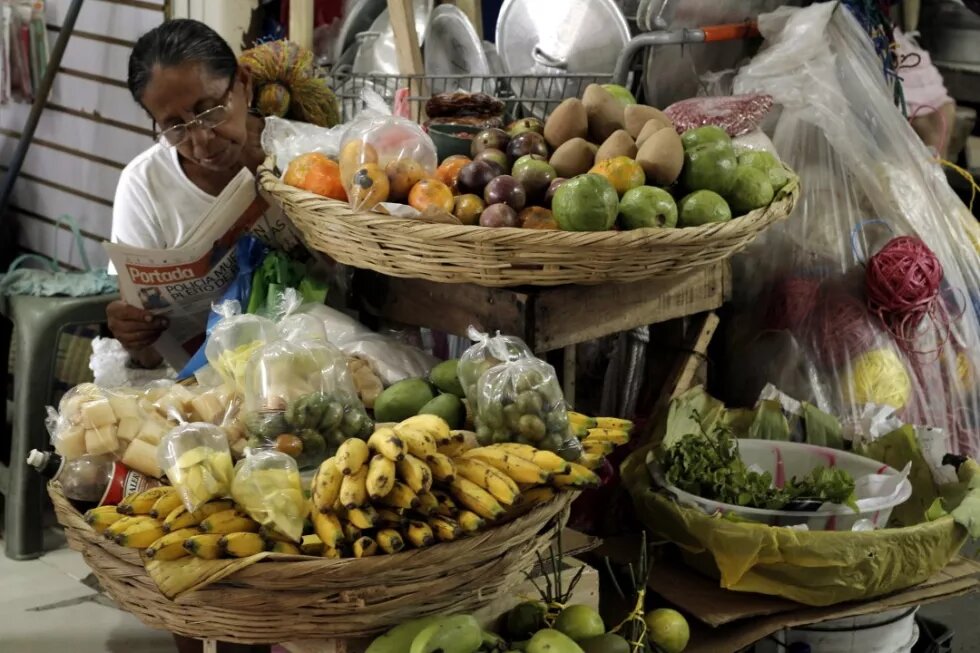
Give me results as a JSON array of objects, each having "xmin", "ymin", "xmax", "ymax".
[{"xmin": 531, "ymin": 45, "xmax": 568, "ymax": 70}]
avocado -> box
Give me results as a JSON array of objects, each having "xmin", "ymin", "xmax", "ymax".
[
  {"xmin": 418, "ymin": 393, "xmax": 464, "ymax": 429},
  {"xmin": 429, "ymin": 359, "xmax": 466, "ymax": 397},
  {"xmin": 373, "ymin": 378, "xmax": 435, "ymax": 423}
]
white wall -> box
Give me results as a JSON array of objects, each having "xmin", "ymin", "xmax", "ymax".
[
  {"xmin": 0, "ymin": 0, "xmax": 165, "ymax": 269},
  {"xmin": 169, "ymin": 0, "xmax": 257, "ymax": 54}
]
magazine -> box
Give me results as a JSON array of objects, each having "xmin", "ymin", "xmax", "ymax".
[{"xmin": 104, "ymin": 168, "xmax": 304, "ymax": 368}]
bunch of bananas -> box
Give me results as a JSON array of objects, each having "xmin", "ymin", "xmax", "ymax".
[
  {"xmin": 308, "ymin": 414, "xmax": 602, "ymax": 559},
  {"xmin": 567, "ymin": 412, "xmax": 633, "ymax": 469}
]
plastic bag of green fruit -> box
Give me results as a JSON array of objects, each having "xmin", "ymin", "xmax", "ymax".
[
  {"xmin": 242, "ymin": 337, "xmax": 373, "ymax": 469},
  {"xmin": 457, "ymin": 326, "xmax": 533, "ymax": 401},
  {"xmin": 158, "ymin": 422, "xmax": 235, "ymax": 512},
  {"xmin": 475, "ymin": 356, "xmax": 583, "ymax": 461},
  {"xmin": 231, "ymin": 448, "xmax": 307, "ymax": 542}
]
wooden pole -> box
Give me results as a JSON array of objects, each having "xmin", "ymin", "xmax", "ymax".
[
  {"xmin": 289, "ymin": 0, "xmax": 315, "ymax": 50},
  {"xmin": 387, "ymin": 0, "xmax": 428, "ymax": 122}
]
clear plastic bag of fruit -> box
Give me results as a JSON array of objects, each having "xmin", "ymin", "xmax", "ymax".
[
  {"xmin": 204, "ymin": 300, "xmax": 278, "ymax": 392},
  {"xmin": 231, "ymin": 448, "xmax": 307, "ymax": 542},
  {"xmin": 458, "ymin": 326, "xmax": 534, "ymax": 401},
  {"xmin": 158, "ymin": 422, "xmax": 235, "ymax": 512},
  {"xmin": 242, "ymin": 337, "xmax": 373, "ymax": 469},
  {"xmin": 339, "ymin": 88, "xmax": 438, "ymax": 211},
  {"xmin": 474, "ymin": 356, "xmax": 583, "ymax": 461},
  {"xmin": 272, "ymin": 288, "xmax": 329, "ymax": 344}
]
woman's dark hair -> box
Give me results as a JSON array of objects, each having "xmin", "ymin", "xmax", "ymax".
[{"xmin": 128, "ymin": 19, "xmax": 237, "ymax": 104}]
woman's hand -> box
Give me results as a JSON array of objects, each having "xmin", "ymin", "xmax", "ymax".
[{"xmin": 106, "ymin": 300, "xmax": 168, "ymax": 351}]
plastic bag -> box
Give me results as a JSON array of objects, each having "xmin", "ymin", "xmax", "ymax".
[
  {"xmin": 663, "ymin": 94, "xmax": 774, "ymax": 136},
  {"xmin": 338, "ymin": 89, "xmax": 438, "ymax": 211},
  {"xmin": 338, "ymin": 333, "xmax": 438, "ymax": 386},
  {"xmin": 458, "ymin": 327, "xmax": 533, "ymax": 401},
  {"xmin": 474, "ymin": 356, "xmax": 582, "ymax": 461},
  {"xmin": 204, "ymin": 300, "xmax": 278, "ymax": 391},
  {"xmin": 261, "ymin": 116, "xmax": 346, "ymax": 172},
  {"xmin": 157, "ymin": 422, "xmax": 234, "ymax": 512},
  {"xmin": 89, "ymin": 338, "xmax": 176, "ymax": 388},
  {"xmin": 721, "ymin": 3, "xmax": 980, "ymax": 454},
  {"xmin": 242, "ymin": 337, "xmax": 372, "ymax": 469},
  {"xmin": 231, "ymin": 448, "xmax": 307, "ymax": 542}
]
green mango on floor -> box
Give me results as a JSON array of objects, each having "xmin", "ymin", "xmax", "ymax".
[
  {"xmin": 579, "ymin": 633, "xmax": 630, "ymax": 653},
  {"xmin": 366, "ymin": 615, "xmax": 441, "ymax": 653},
  {"xmin": 410, "ymin": 614, "xmax": 483, "ymax": 653},
  {"xmin": 554, "ymin": 605, "xmax": 605, "ymax": 641},
  {"xmin": 526, "ymin": 629, "xmax": 585, "ymax": 653}
]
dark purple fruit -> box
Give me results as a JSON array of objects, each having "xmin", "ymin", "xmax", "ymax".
[
  {"xmin": 511, "ymin": 156, "xmax": 557, "ymax": 201},
  {"xmin": 475, "ymin": 148, "xmax": 510, "ymax": 173},
  {"xmin": 507, "ymin": 132, "xmax": 549, "ymax": 161},
  {"xmin": 471, "ymin": 128, "xmax": 510, "ymax": 157},
  {"xmin": 480, "ymin": 203, "xmax": 520, "ymax": 228},
  {"xmin": 507, "ymin": 117, "xmax": 545, "ymax": 138},
  {"xmin": 457, "ymin": 160, "xmax": 499, "ymax": 195},
  {"xmin": 484, "ymin": 175, "xmax": 527, "ymax": 212},
  {"xmin": 545, "ymin": 177, "xmax": 567, "ymax": 208}
]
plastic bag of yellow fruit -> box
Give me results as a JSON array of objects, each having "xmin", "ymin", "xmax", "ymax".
[
  {"xmin": 231, "ymin": 449, "xmax": 308, "ymax": 542},
  {"xmin": 158, "ymin": 422, "xmax": 235, "ymax": 511},
  {"xmin": 204, "ymin": 300, "xmax": 278, "ymax": 391}
]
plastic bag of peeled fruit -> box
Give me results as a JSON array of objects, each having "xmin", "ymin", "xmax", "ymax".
[
  {"xmin": 158, "ymin": 422, "xmax": 235, "ymax": 512},
  {"xmin": 204, "ymin": 300, "xmax": 278, "ymax": 392},
  {"xmin": 457, "ymin": 326, "xmax": 534, "ymax": 402},
  {"xmin": 231, "ymin": 448, "xmax": 307, "ymax": 542},
  {"xmin": 474, "ymin": 356, "xmax": 583, "ymax": 462},
  {"xmin": 339, "ymin": 89, "xmax": 437, "ymax": 211}
]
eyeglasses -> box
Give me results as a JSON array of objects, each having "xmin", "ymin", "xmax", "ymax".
[{"xmin": 157, "ymin": 80, "xmax": 235, "ymax": 148}]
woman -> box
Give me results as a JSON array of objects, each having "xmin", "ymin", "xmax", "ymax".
[{"xmin": 106, "ymin": 19, "xmax": 335, "ymax": 369}]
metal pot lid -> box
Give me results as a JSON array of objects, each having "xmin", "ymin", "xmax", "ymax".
[
  {"xmin": 495, "ymin": 0, "xmax": 630, "ymax": 77},
  {"xmin": 334, "ymin": 0, "xmax": 386, "ymax": 61},
  {"xmin": 424, "ymin": 4, "xmax": 492, "ymax": 94},
  {"xmin": 352, "ymin": 1, "xmax": 434, "ymax": 75}
]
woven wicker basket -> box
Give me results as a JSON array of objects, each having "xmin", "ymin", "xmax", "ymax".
[
  {"xmin": 49, "ymin": 483, "xmax": 573, "ymax": 644},
  {"xmin": 258, "ymin": 159, "xmax": 799, "ymax": 287}
]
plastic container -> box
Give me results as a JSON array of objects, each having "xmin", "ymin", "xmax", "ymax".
[
  {"xmin": 757, "ymin": 607, "xmax": 919, "ymax": 653},
  {"xmin": 652, "ymin": 439, "xmax": 913, "ymax": 530}
]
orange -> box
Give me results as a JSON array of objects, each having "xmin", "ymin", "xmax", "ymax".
[
  {"xmin": 436, "ymin": 155, "xmax": 472, "ymax": 191},
  {"xmin": 518, "ymin": 206, "xmax": 558, "ymax": 230},
  {"xmin": 408, "ymin": 178, "xmax": 455, "ymax": 213},
  {"xmin": 283, "ymin": 152, "xmax": 347, "ymax": 201},
  {"xmin": 589, "ymin": 156, "xmax": 645, "ymax": 196},
  {"xmin": 385, "ymin": 158, "xmax": 427, "ymax": 202}
]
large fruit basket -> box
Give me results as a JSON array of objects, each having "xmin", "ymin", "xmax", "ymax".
[
  {"xmin": 258, "ymin": 159, "xmax": 799, "ymax": 287},
  {"xmin": 49, "ymin": 482, "xmax": 574, "ymax": 643}
]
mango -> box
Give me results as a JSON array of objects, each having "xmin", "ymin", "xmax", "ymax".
[
  {"xmin": 554, "ymin": 605, "xmax": 604, "ymax": 641},
  {"xmin": 418, "ymin": 393, "xmax": 463, "ymax": 429},
  {"xmin": 429, "ymin": 359, "xmax": 466, "ymax": 397},
  {"xmin": 373, "ymin": 378, "xmax": 435, "ymax": 423},
  {"xmin": 527, "ymin": 629, "xmax": 585, "ymax": 653}
]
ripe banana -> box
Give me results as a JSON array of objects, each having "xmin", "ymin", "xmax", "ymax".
[
  {"xmin": 433, "ymin": 429, "xmax": 464, "ymax": 451},
  {"xmin": 300, "ymin": 534, "xmax": 324, "ymax": 556},
  {"xmin": 551, "ymin": 462, "xmax": 601, "ymax": 489},
  {"xmin": 322, "ymin": 546, "xmax": 343, "ymax": 559},
  {"xmin": 495, "ymin": 443, "xmax": 571, "ymax": 475},
  {"xmin": 516, "ymin": 486, "xmax": 557, "ymax": 508},
  {"xmin": 428, "ymin": 516, "xmax": 461, "ymax": 542},
  {"xmin": 595, "ymin": 416, "xmax": 634, "ymax": 432},
  {"xmin": 199, "ymin": 509, "xmax": 260, "ymax": 534},
  {"xmin": 183, "ymin": 533, "xmax": 225, "ymax": 559},
  {"xmin": 578, "ymin": 452, "xmax": 606, "ymax": 470},
  {"xmin": 84, "ymin": 506, "xmax": 127, "ymax": 534},
  {"xmin": 415, "ymin": 491, "xmax": 439, "ymax": 516},
  {"xmin": 352, "ymin": 535, "xmax": 378, "ymax": 558},
  {"xmin": 346, "ymin": 505, "xmax": 380, "ymax": 529},
  {"xmin": 149, "ymin": 491, "xmax": 185, "ymax": 519},
  {"xmin": 462, "ymin": 448, "xmax": 550, "ymax": 484},
  {"xmin": 453, "ymin": 458, "xmax": 520, "ymax": 506},
  {"xmin": 584, "ymin": 427, "xmax": 630, "ymax": 445},
  {"xmin": 567, "ymin": 411, "xmax": 597, "ymax": 437},
  {"xmin": 312, "ymin": 511, "xmax": 345, "ymax": 549},
  {"xmin": 163, "ymin": 499, "xmax": 234, "ymax": 532},
  {"xmin": 259, "ymin": 525, "xmax": 296, "ymax": 544},
  {"xmin": 366, "ymin": 454, "xmax": 396, "ymax": 500},
  {"xmin": 405, "ymin": 519, "xmax": 435, "ymax": 547},
  {"xmin": 378, "ymin": 507, "xmax": 406, "ymax": 528},
  {"xmin": 270, "ymin": 541, "xmax": 301, "ymax": 555},
  {"xmin": 337, "ymin": 438, "xmax": 370, "ymax": 475},
  {"xmin": 395, "ymin": 414, "xmax": 451, "ymax": 442},
  {"xmin": 342, "ymin": 520, "xmax": 362, "ymax": 543},
  {"xmin": 340, "ymin": 465, "xmax": 369, "ymax": 508},
  {"xmin": 581, "ymin": 439, "xmax": 615, "ymax": 456},
  {"xmin": 220, "ymin": 532, "xmax": 268, "ymax": 558},
  {"xmin": 449, "ymin": 477, "xmax": 505, "ymax": 520},
  {"xmin": 117, "ymin": 486, "xmax": 175, "ymax": 516},
  {"xmin": 379, "ymin": 481, "xmax": 420, "ymax": 511},
  {"xmin": 376, "ymin": 528, "xmax": 405, "ymax": 554},
  {"xmin": 115, "ymin": 517, "xmax": 166, "ymax": 548},
  {"xmin": 311, "ymin": 458, "xmax": 343, "ymax": 513},
  {"xmin": 104, "ymin": 515, "xmax": 141, "ymax": 540},
  {"xmin": 426, "ymin": 452, "xmax": 456, "ymax": 483},
  {"xmin": 430, "ymin": 489, "xmax": 459, "ymax": 517},
  {"xmin": 145, "ymin": 528, "xmax": 198, "ymax": 561},
  {"xmin": 397, "ymin": 454, "xmax": 433, "ymax": 493},
  {"xmin": 368, "ymin": 427, "xmax": 406, "ymax": 462},
  {"xmin": 457, "ymin": 510, "xmax": 485, "ymax": 533}
]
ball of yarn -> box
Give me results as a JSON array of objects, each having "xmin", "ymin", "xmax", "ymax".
[
  {"xmin": 865, "ymin": 235, "xmax": 944, "ymax": 347},
  {"xmin": 847, "ymin": 348, "xmax": 912, "ymax": 409},
  {"xmin": 257, "ymin": 83, "xmax": 291, "ymax": 117},
  {"xmin": 764, "ymin": 277, "xmax": 821, "ymax": 332},
  {"xmin": 808, "ymin": 291, "xmax": 879, "ymax": 366},
  {"xmin": 239, "ymin": 40, "xmax": 340, "ymax": 127}
]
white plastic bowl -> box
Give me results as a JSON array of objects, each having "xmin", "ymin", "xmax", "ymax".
[{"xmin": 649, "ymin": 439, "xmax": 913, "ymax": 531}]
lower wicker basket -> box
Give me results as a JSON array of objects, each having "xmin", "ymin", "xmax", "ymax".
[{"xmin": 49, "ymin": 483, "xmax": 573, "ymax": 643}]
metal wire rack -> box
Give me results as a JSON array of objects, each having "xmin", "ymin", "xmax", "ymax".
[{"xmin": 322, "ymin": 70, "xmax": 614, "ymax": 122}]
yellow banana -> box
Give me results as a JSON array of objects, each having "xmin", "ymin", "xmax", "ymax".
[
  {"xmin": 426, "ymin": 452, "xmax": 456, "ymax": 483},
  {"xmin": 379, "ymin": 481, "xmax": 420, "ymax": 511},
  {"xmin": 578, "ymin": 452, "xmax": 606, "ymax": 470},
  {"xmin": 397, "ymin": 454, "xmax": 433, "ymax": 493},
  {"xmin": 149, "ymin": 491, "xmax": 185, "ymax": 519},
  {"xmin": 551, "ymin": 463, "xmax": 601, "ymax": 490},
  {"xmin": 311, "ymin": 458, "xmax": 343, "ymax": 513},
  {"xmin": 516, "ymin": 486, "xmax": 557, "ymax": 508},
  {"xmin": 104, "ymin": 515, "xmax": 141, "ymax": 539},
  {"xmin": 567, "ymin": 411, "xmax": 597, "ymax": 437},
  {"xmin": 342, "ymin": 520, "xmax": 362, "ymax": 542},
  {"xmin": 322, "ymin": 546, "xmax": 343, "ymax": 559},
  {"xmin": 85, "ymin": 506, "xmax": 127, "ymax": 534},
  {"xmin": 270, "ymin": 541, "xmax": 301, "ymax": 555},
  {"xmin": 453, "ymin": 458, "xmax": 520, "ymax": 506},
  {"xmin": 584, "ymin": 428, "xmax": 630, "ymax": 445},
  {"xmin": 183, "ymin": 533, "xmax": 225, "ymax": 559},
  {"xmin": 457, "ymin": 510, "xmax": 485, "ymax": 533},
  {"xmin": 366, "ymin": 454, "xmax": 396, "ymax": 500},
  {"xmin": 433, "ymin": 429, "xmax": 464, "ymax": 450},
  {"xmin": 312, "ymin": 511, "xmax": 345, "ymax": 549},
  {"xmin": 115, "ymin": 518, "xmax": 166, "ymax": 548},
  {"xmin": 220, "ymin": 532, "xmax": 268, "ymax": 558},
  {"xmin": 463, "ymin": 448, "xmax": 550, "ymax": 484},
  {"xmin": 431, "ymin": 489, "xmax": 459, "ymax": 517},
  {"xmin": 259, "ymin": 525, "xmax": 296, "ymax": 544},
  {"xmin": 428, "ymin": 516, "xmax": 461, "ymax": 542},
  {"xmin": 117, "ymin": 486, "xmax": 176, "ymax": 516},
  {"xmin": 395, "ymin": 414, "xmax": 451, "ymax": 443},
  {"xmin": 595, "ymin": 416, "xmax": 634, "ymax": 432},
  {"xmin": 337, "ymin": 438, "xmax": 370, "ymax": 475},
  {"xmin": 495, "ymin": 444, "xmax": 571, "ymax": 475},
  {"xmin": 340, "ymin": 465, "xmax": 369, "ymax": 509},
  {"xmin": 376, "ymin": 528, "xmax": 405, "ymax": 554},
  {"xmin": 368, "ymin": 427, "xmax": 406, "ymax": 462},
  {"xmin": 300, "ymin": 534, "xmax": 324, "ymax": 556},
  {"xmin": 449, "ymin": 477, "xmax": 505, "ymax": 520},
  {"xmin": 378, "ymin": 507, "xmax": 406, "ymax": 528},
  {"xmin": 581, "ymin": 439, "xmax": 615, "ymax": 456},
  {"xmin": 352, "ymin": 535, "xmax": 379, "ymax": 558},
  {"xmin": 346, "ymin": 505, "xmax": 380, "ymax": 529},
  {"xmin": 145, "ymin": 528, "xmax": 198, "ymax": 561},
  {"xmin": 437, "ymin": 439, "xmax": 467, "ymax": 457},
  {"xmin": 199, "ymin": 509, "xmax": 260, "ymax": 534},
  {"xmin": 416, "ymin": 491, "xmax": 439, "ymax": 516},
  {"xmin": 405, "ymin": 519, "xmax": 435, "ymax": 547},
  {"xmin": 163, "ymin": 499, "xmax": 235, "ymax": 532}
]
